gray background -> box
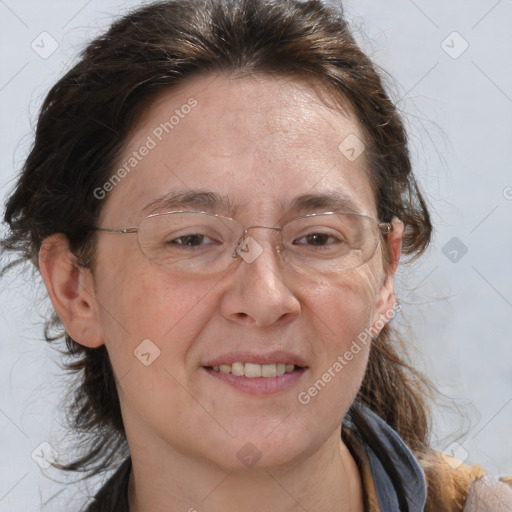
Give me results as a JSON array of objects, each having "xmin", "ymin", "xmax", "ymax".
[{"xmin": 0, "ymin": 0, "xmax": 511, "ymax": 510}]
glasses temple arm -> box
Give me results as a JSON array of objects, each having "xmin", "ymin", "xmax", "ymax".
[{"xmin": 92, "ymin": 227, "xmax": 138, "ymax": 234}]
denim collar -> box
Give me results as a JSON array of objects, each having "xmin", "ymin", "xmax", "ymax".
[{"xmin": 343, "ymin": 403, "xmax": 427, "ymax": 512}]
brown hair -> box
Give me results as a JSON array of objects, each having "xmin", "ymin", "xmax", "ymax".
[{"xmin": 2, "ymin": 0, "xmax": 440, "ymax": 509}]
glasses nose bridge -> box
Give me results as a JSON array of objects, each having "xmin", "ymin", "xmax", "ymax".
[
  {"xmin": 244, "ymin": 224, "xmax": 281, "ymax": 234},
  {"xmin": 237, "ymin": 224, "xmax": 284, "ymax": 258},
  {"xmin": 244, "ymin": 224, "xmax": 282, "ymax": 243}
]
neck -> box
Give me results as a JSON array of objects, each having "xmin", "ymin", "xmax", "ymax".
[{"xmin": 127, "ymin": 428, "xmax": 364, "ymax": 512}]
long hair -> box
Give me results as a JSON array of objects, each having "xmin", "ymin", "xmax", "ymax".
[{"xmin": 2, "ymin": 0, "xmax": 443, "ymax": 508}]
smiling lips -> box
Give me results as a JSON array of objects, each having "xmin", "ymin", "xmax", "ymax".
[
  {"xmin": 202, "ymin": 351, "xmax": 308, "ymax": 393},
  {"xmin": 202, "ymin": 351, "xmax": 308, "ymax": 377},
  {"xmin": 208, "ymin": 362, "xmax": 298, "ymax": 378},
  {"xmin": 204, "ymin": 364, "xmax": 307, "ymax": 395}
]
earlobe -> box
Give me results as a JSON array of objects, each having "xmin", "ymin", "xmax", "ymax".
[
  {"xmin": 38, "ymin": 234, "xmax": 104, "ymax": 348},
  {"xmin": 371, "ymin": 218, "xmax": 404, "ymax": 335}
]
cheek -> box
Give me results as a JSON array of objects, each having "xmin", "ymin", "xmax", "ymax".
[
  {"xmin": 303, "ymin": 267, "xmax": 381, "ymax": 343},
  {"xmin": 96, "ymin": 267, "xmax": 226, "ymax": 436},
  {"xmin": 295, "ymin": 269, "xmax": 382, "ymax": 415},
  {"xmin": 94, "ymin": 253, "xmax": 220, "ymax": 382}
]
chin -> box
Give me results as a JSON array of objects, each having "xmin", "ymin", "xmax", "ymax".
[{"xmin": 201, "ymin": 428, "xmax": 321, "ymax": 473}]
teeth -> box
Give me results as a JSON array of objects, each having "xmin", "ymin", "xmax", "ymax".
[
  {"xmin": 231, "ymin": 362, "xmax": 244, "ymax": 376},
  {"xmin": 245, "ymin": 363, "xmax": 261, "ymax": 378},
  {"xmin": 261, "ymin": 364, "xmax": 276, "ymax": 377},
  {"xmin": 209, "ymin": 362, "xmax": 299, "ymax": 377}
]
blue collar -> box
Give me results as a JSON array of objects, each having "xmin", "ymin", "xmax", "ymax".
[{"xmin": 343, "ymin": 404, "xmax": 427, "ymax": 511}]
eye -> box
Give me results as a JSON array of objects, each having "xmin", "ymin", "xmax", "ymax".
[
  {"xmin": 294, "ymin": 231, "xmax": 345, "ymax": 247},
  {"xmin": 167, "ymin": 233, "xmax": 218, "ymax": 248}
]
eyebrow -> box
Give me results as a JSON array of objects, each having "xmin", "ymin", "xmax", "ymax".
[
  {"xmin": 287, "ymin": 192, "xmax": 360, "ymax": 215},
  {"xmin": 138, "ymin": 190, "xmax": 239, "ymax": 218},
  {"xmin": 137, "ymin": 189, "xmax": 362, "ymax": 219}
]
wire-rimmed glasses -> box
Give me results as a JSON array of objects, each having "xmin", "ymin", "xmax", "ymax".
[{"xmin": 93, "ymin": 210, "xmax": 393, "ymax": 274}]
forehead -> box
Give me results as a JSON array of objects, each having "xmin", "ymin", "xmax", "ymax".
[{"xmin": 99, "ymin": 72, "xmax": 376, "ymax": 226}]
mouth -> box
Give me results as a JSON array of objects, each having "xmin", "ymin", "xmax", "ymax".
[
  {"xmin": 203, "ymin": 362, "xmax": 302, "ymax": 378},
  {"xmin": 201, "ymin": 352, "xmax": 308, "ymax": 395}
]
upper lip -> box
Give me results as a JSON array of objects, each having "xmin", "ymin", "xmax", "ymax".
[{"xmin": 202, "ymin": 350, "xmax": 308, "ymax": 368}]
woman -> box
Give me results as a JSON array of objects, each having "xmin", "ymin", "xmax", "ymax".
[{"xmin": 1, "ymin": 0, "xmax": 510, "ymax": 510}]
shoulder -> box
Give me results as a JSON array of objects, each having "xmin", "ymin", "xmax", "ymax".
[
  {"xmin": 463, "ymin": 475, "xmax": 512, "ymax": 512},
  {"xmin": 419, "ymin": 451, "xmax": 512, "ymax": 512},
  {"xmin": 347, "ymin": 404, "xmax": 512, "ymax": 512}
]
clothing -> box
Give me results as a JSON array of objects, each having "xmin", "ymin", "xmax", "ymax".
[
  {"xmin": 342, "ymin": 404, "xmax": 427, "ymax": 511},
  {"xmin": 85, "ymin": 404, "xmax": 511, "ymax": 511}
]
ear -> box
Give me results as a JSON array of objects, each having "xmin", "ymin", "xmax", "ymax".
[
  {"xmin": 38, "ymin": 234, "xmax": 104, "ymax": 348},
  {"xmin": 371, "ymin": 218, "xmax": 404, "ymax": 335}
]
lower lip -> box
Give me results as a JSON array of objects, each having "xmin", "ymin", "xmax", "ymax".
[{"xmin": 203, "ymin": 367, "xmax": 307, "ymax": 395}]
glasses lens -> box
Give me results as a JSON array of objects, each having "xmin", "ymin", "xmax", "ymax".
[
  {"xmin": 281, "ymin": 213, "xmax": 380, "ymax": 272},
  {"xmin": 135, "ymin": 211, "xmax": 382, "ymax": 275},
  {"xmin": 137, "ymin": 212, "xmax": 243, "ymax": 273}
]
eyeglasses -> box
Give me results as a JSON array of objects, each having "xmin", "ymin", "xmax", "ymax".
[{"xmin": 93, "ymin": 211, "xmax": 393, "ymax": 275}]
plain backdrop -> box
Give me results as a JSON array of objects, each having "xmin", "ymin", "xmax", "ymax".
[{"xmin": 0, "ymin": 0, "xmax": 511, "ymax": 510}]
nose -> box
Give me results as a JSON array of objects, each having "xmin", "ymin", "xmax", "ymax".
[{"xmin": 220, "ymin": 232, "xmax": 301, "ymax": 327}]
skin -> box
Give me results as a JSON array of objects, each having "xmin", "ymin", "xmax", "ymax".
[{"xmin": 39, "ymin": 72, "xmax": 403, "ymax": 512}]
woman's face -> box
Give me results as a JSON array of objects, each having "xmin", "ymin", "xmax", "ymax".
[{"xmin": 86, "ymin": 73, "xmax": 400, "ymax": 470}]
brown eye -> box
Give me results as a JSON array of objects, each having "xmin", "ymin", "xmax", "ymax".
[
  {"xmin": 305, "ymin": 233, "xmax": 334, "ymax": 246},
  {"xmin": 170, "ymin": 234, "xmax": 209, "ymax": 247},
  {"xmin": 294, "ymin": 232, "xmax": 343, "ymax": 247}
]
